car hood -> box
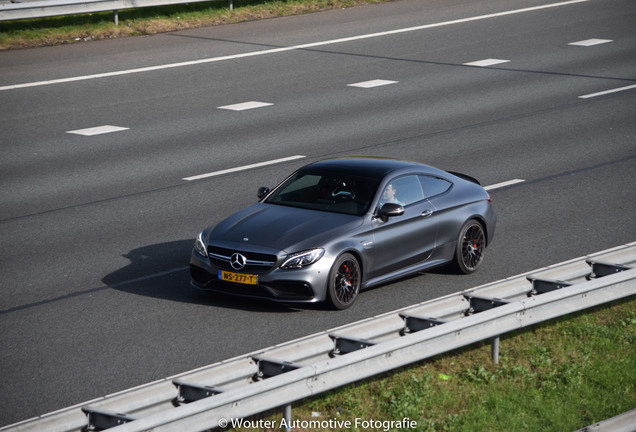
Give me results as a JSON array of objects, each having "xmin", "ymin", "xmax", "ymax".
[{"xmin": 208, "ymin": 203, "xmax": 363, "ymax": 252}]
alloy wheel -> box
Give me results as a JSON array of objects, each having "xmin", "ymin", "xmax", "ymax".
[{"xmin": 460, "ymin": 222, "xmax": 485, "ymax": 272}]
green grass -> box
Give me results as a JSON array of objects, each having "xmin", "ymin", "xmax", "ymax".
[
  {"xmin": 0, "ymin": 0, "xmax": 390, "ymax": 49},
  {"xmin": 232, "ymin": 298, "xmax": 635, "ymax": 431}
]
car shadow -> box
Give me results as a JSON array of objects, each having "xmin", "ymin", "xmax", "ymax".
[
  {"xmin": 102, "ymin": 240, "xmax": 463, "ymax": 313},
  {"xmin": 102, "ymin": 239, "xmax": 301, "ymax": 313}
]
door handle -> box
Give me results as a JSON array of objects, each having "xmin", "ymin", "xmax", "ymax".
[{"xmin": 421, "ymin": 209, "xmax": 433, "ymax": 217}]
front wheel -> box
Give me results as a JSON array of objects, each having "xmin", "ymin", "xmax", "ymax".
[
  {"xmin": 454, "ymin": 220, "xmax": 486, "ymax": 274},
  {"xmin": 327, "ymin": 253, "xmax": 361, "ymax": 310}
]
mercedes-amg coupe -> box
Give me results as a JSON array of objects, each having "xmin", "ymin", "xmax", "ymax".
[{"xmin": 190, "ymin": 158, "xmax": 496, "ymax": 309}]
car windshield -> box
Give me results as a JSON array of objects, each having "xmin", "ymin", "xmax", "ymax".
[{"xmin": 264, "ymin": 170, "xmax": 381, "ymax": 216}]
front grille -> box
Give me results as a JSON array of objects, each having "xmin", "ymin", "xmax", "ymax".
[{"xmin": 207, "ymin": 246, "xmax": 277, "ymax": 272}]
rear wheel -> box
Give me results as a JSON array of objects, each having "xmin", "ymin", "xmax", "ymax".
[
  {"xmin": 327, "ymin": 253, "xmax": 361, "ymax": 310},
  {"xmin": 454, "ymin": 220, "xmax": 486, "ymax": 274}
]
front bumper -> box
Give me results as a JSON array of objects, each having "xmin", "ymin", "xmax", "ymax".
[{"xmin": 189, "ymin": 251, "xmax": 331, "ymax": 303}]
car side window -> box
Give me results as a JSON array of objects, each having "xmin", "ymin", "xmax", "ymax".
[
  {"xmin": 419, "ymin": 175, "xmax": 452, "ymax": 198},
  {"xmin": 381, "ymin": 175, "xmax": 425, "ymax": 206}
]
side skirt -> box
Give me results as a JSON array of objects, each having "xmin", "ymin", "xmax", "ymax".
[{"xmin": 362, "ymin": 242, "xmax": 457, "ymax": 289}]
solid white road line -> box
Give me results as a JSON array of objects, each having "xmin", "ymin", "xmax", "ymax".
[
  {"xmin": 183, "ymin": 155, "xmax": 306, "ymax": 181},
  {"xmin": 66, "ymin": 125, "xmax": 129, "ymax": 136},
  {"xmin": 484, "ymin": 179, "xmax": 525, "ymax": 190},
  {"xmin": 579, "ymin": 84, "xmax": 636, "ymax": 99},
  {"xmin": 0, "ymin": 0, "xmax": 588, "ymax": 91}
]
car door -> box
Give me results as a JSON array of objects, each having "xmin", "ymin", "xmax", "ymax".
[
  {"xmin": 419, "ymin": 175, "xmax": 458, "ymax": 247},
  {"xmin": 370, "ymin": 175, "xmax": 439, "ymax": 280}
]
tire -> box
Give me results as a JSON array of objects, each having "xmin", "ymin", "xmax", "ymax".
[
  {"xmin": 454, "ymin": 219, "xmax": 486, "ymax": 274},
  {"xmin": 327, "ymin": 253, "xmax": 361, "ymax": 310}
]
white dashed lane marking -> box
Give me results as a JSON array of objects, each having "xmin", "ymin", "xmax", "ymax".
[
  {"xmin": 183, "ymin": 155, "xmax": 306, "ymax": 181},
  {"xmin": 463, "ymin": 59, "xmax": 511, "ymax": 67},
  {"xmin": 218, "ymin": 101, "xmax": 274, "ymax": 111},
  {"xmin": 568, "ymin": 39, "xmax": 613, "ymax": 46},
  {"xmin": 579, "ymin": 84, "xmax": 636, "ymax": 99},
  {"xmin": 484, "ymin": 179, "xmax": 526, "ymax": 190},
  {"xmin": 66, "ymin": 125, "xmax": 129, "ymax": 136},
  {"xmin": 348, "ymin": 80, "xmax": 399, "ymax": 88}
]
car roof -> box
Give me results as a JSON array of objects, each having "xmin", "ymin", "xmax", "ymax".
[{"xmin": 301, "ymin": 157, "xmax": 440, "ymax": 179}]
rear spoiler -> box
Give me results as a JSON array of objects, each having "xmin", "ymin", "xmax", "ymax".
[{"xmin": 446, "ymin": 171, "xmax": 481, "ymax": 186}]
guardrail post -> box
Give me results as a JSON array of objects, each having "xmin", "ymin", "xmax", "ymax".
[
  {"xmin": 82, "ymin": 406, "xmax": 137, "ymax": 430},
  {"xmin": 114, "ymin": 9, "xmax": 118, "ymax": 25},
  {"xmin": 283, "ymin": 404, "xmax": 292, "ymax": 431},
  {"xmin": 229, "ymin": 0, "xmax": 233, "ymax": 11},
  {"xmin": 491, "ymin": 336, "xmax": 500, "ymax": 364}
]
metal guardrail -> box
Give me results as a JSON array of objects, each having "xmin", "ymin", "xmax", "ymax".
[
  {"xmin": 2, "ymin": 242, "xmax": 635, "ymax": 432},
  {"xmin": 575, "ymin": 408, "xmax": 636, "ymax": 432},
  {"xmin": 0, "ymin": 0, "xmax": 233, "ymax": 24}
]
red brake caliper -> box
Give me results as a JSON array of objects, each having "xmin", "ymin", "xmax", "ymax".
[{"xmin": 343, "ymin": 264, "xmax": 351, "ymax": 286}]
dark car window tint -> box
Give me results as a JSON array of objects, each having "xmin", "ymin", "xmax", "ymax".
[
  {"xmin": 276, "ymin": 173, "xmax": 322, "ymax": 199},
  {"xmin": 266, "ymin": 170, "xmax": 380, "ymax": 216},
  {"xmin": 419, "ymin": 175, "xmax": 452, "ymax": 198}
]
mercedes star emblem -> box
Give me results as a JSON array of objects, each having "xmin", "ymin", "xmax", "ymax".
[{"xmin": 230, "ymin": 253, "xmax": 247, "ymax": 270}]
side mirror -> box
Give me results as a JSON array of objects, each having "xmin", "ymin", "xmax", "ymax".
[
  {"xmin": 378, "ymin": 203, "xmax": 404, "ymax": 221},
  {"xmin": 257, "ymin": 187, "xmax": 270, "ymax": 200}
]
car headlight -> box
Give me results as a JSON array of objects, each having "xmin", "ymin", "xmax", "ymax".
[
  {"xmin": 194, "ymin": 232, "xmax": 208, "ymax": 257},
  {"xmin": 281, "ymin": 248, "xmax": 325, "ymax": 269}
]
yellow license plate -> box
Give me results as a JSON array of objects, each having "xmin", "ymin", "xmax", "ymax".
[{"xmin": 218, "ymin": 270, "xmax": 258, "ymax": 285}]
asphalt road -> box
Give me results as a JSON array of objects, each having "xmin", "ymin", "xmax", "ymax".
[{"xmin": 1, "ymin": 0, "xmax": 635, "ymax": 426}]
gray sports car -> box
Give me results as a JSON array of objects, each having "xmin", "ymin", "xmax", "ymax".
[{"xmin": 190, "ymin": 158, "xmax": 496, "ymax": 309}]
